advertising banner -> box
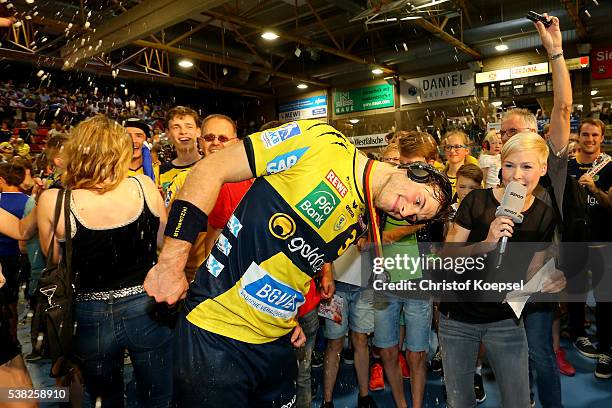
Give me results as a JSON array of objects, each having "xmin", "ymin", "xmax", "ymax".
[
  {"xmin": 592, "ymin": 46, "xmax": 612, "ymax": 79},
  {"xmin": 400, "ymin": 69, "xmax": 475, "ymax": 105},
  {"xmin": 347, "ymin": 133, "xmax": 387, "ymax": 148},
  {"xmin": 278, "ymin": 95, "xmax": 327, "ymax": 121},
  {"xmin": 334, "ymin": 84, "xmax": 394, "ymax": 114}
]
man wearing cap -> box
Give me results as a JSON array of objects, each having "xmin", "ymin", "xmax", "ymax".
[{"xmin": 124, "ymin": 118, "xmax": 158, "ymax": 183}]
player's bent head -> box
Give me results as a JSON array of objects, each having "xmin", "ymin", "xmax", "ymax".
[{"xmin": 400, "ymin": 162, "xmax": 453, "ymax": 224}]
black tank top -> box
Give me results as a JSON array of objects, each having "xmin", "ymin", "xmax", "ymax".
[{"xmin": 68, "ymin": 178, "xmax": 159, "ymax": 293}]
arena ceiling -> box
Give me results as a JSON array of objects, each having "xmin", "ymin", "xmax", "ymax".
[{"xmin": 1, "ymin": 0, "xmax": 611, "ymax": 98}]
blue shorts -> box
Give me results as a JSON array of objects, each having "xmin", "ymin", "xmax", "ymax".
[
  {"xmin": 324, "ymin": 288, "xmax": 374, "ymax": 339},
  {"xmin": 373, "ymin": 296, "xmax": 432, "ymax": 352},
  {"xmin": 174, "ymin": 306, "xmax": 297, "ymax": 407}
]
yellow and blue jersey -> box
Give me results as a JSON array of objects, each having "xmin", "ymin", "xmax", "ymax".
[{"xmin": 185, "ymin": 120, "xmax": 367, "ymax": 343}]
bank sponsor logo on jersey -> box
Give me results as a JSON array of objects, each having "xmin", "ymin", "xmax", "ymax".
[
  {"xmin": 266, "ymin": 147, "xmax": 309, "ymax": 175},
  {"xmin": 287, "ymin": 236, "xmax": 325, "ymax": 271},
  {"xmin": 333, "ymin": 214, "xmax": 347, "ymax": 231},
  {"xmin": 261, "ymin": 122, "xmax": 301, "ymax": 149},
  {"xmin": 269, "ymin": 213, "xmax": 296, "ymax": 240},
  {"xmin": 239, "ymin": 262, "xmax": 305, "ymax": 319},
  {"xmin": 227, "ymin": 214, "xmax": 243, "ymax": 238},
  {"xmin": 216, "ymin": 233, "xmax": 232, "ymax": 256},
  {"xmin": 206, "ymin": 254, "xmax": 224, "ymax": 277},
  {"xmin": 297, "ymin": 181, "xmax": 340, "ymax": 228},
  {"xmin": 325, "ymin": 170, "xmax": 348, "ymax": 198}
]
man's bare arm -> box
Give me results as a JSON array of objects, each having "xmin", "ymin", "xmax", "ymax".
[
  {"xmin": 145, "ymin": 140, "xmax": 254, "ymax": 304},
  {"xmin": 536, "ymin": 15, "xmax": 571, "ymax": 152}
]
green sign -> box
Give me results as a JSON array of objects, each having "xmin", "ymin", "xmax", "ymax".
[
  {"xmin": 297, "ymin": 181, "xmax": 340, "ymax": 228},
  {"xmin": 334, "ymin": 84, "xmax": 394, "ymax": 114}
]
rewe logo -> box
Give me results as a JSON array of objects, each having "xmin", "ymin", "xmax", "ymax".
[{"xmin": 325, "ymin": 169, "xmax": 348, "ymax": 197}]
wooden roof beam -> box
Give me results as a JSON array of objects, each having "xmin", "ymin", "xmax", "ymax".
[
  {"xmin": 202, "ymin": 10, "xmax": 395, "ymax": 74},
  {"xmin": 61, "ymin": 0, "xmax": 228, "ymax": 68},
  {"xmin": 561, "ymin": 0, "xmax": 588, "ymax": 40},
  {"xmin": 133, "ymin": 39, "xmax": 329, "ymax": 87},
  {"xmin": 412, "ymin": 18, "xmax": 481, "ymax": 60}
]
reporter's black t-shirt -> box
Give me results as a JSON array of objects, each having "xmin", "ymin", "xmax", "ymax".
[{"xmin": 439, "ymin": 189, "xmax": 556, "ymax": 323}]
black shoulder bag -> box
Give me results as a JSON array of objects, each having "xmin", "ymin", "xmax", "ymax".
[{"xmin": 35, "ymin": 189, "xmax": 75, "ymax": 377}]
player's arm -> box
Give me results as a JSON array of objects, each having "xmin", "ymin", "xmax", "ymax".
[
  {"xmin": 536, "ymin": 14, "xmax": 571, "ymax": 152},
  {"xmin": 145, "ymin": 141, "xmax": 252, "ymax": 304}
]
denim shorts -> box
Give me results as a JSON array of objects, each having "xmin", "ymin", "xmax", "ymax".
[
  {"xmin": 373, "ymin": 296, "xmax": 432, "ymax": 351},
  {"xmin": 324, "ymin": 288, "xmax": 374, "ymax": 339}
]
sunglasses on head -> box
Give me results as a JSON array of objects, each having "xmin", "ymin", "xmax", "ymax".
[
  {"xmin": 201, "ymin": 134, "xmax": 235, "ymax": 143},
  {"xmin": 393, "ymin": 162, "xmax": 453, "ymax": 225}
]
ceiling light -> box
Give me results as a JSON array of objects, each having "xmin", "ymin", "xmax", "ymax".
[
  {"xmin": 372, "ymin": 68, "xmax": 384, "ymax": 75},
  {"xmin": 591, "ymin": 89, "xmax": 599, "ymax": 96},
  {"xmin": 26, "ymin": 0, "xmax": 35, "ymax": 3},
  {"xmin": 491, "ymin": 101, "xmax": 503, "ymax": 107},
  {"xmin": 178, "ymin": 59, "xmax": 193, "ymax": 68},
  {"xmin": 495, "ymin": 44, "xmax": 509, "ymax": 52},
  {"xmin": 261, "ymin": 31, "xmax": 279, "ymax": 40},
  {"xmin": 414, "ymin": 0, "xmax": 450, "ymax": 9},
  {"xmin": 297, "ymin": 83, "xmax": 308, "ymax": 89},
  {"xmin": 400, "ymin": 16, "xmax": 422, "ymax": 20},
  {"xmin": 349, "ymin": 119, "xmax": 360, "ymax": 124}
]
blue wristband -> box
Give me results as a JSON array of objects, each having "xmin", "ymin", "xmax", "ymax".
[{"xmin": 164, "ymin": 199, "xmax": 208, "ymax": 243}]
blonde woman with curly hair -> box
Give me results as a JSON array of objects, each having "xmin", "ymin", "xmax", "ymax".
[{"xmin": 37, "ymin": 115, "xmax": 173, "ymax": 407}]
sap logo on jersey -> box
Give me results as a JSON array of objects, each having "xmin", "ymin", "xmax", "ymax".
[
  {"xmin": 266, "ymin": 147, "xmax": 309, "ymax": 174},
  {"xmin": 261, "ymin": 122, "xmax": 302, "ymax": 149},
  {"xmin": 240, "ymin": 262, "xmax": 305, "ymax": 319}
]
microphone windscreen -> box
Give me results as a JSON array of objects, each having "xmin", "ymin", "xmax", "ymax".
[{"xmin": 495, "ymin": 181, "xmax": 527, "ymax": 223}]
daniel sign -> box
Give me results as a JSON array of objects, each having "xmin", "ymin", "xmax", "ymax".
[{"xmin": 400, "ymin": 69, "xmax": 475, "ymax": 105}]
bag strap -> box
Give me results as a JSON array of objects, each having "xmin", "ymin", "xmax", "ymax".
[
  {"xmin": 63, "ymin": 189, "xmax": 74, "ymax": 282},
  {"xmin": 45, "ymin": 189, "xmax": 65, "ymax": 269}
]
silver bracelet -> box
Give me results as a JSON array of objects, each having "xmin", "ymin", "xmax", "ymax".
[{"xmin": 549, "ymin": 51, "xmax": 564, "ymax": 61}]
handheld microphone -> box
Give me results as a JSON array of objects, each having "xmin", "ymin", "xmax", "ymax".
[{"xmin": 494, "ymin": 181, "xmax": 527, "ymax": 267}]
